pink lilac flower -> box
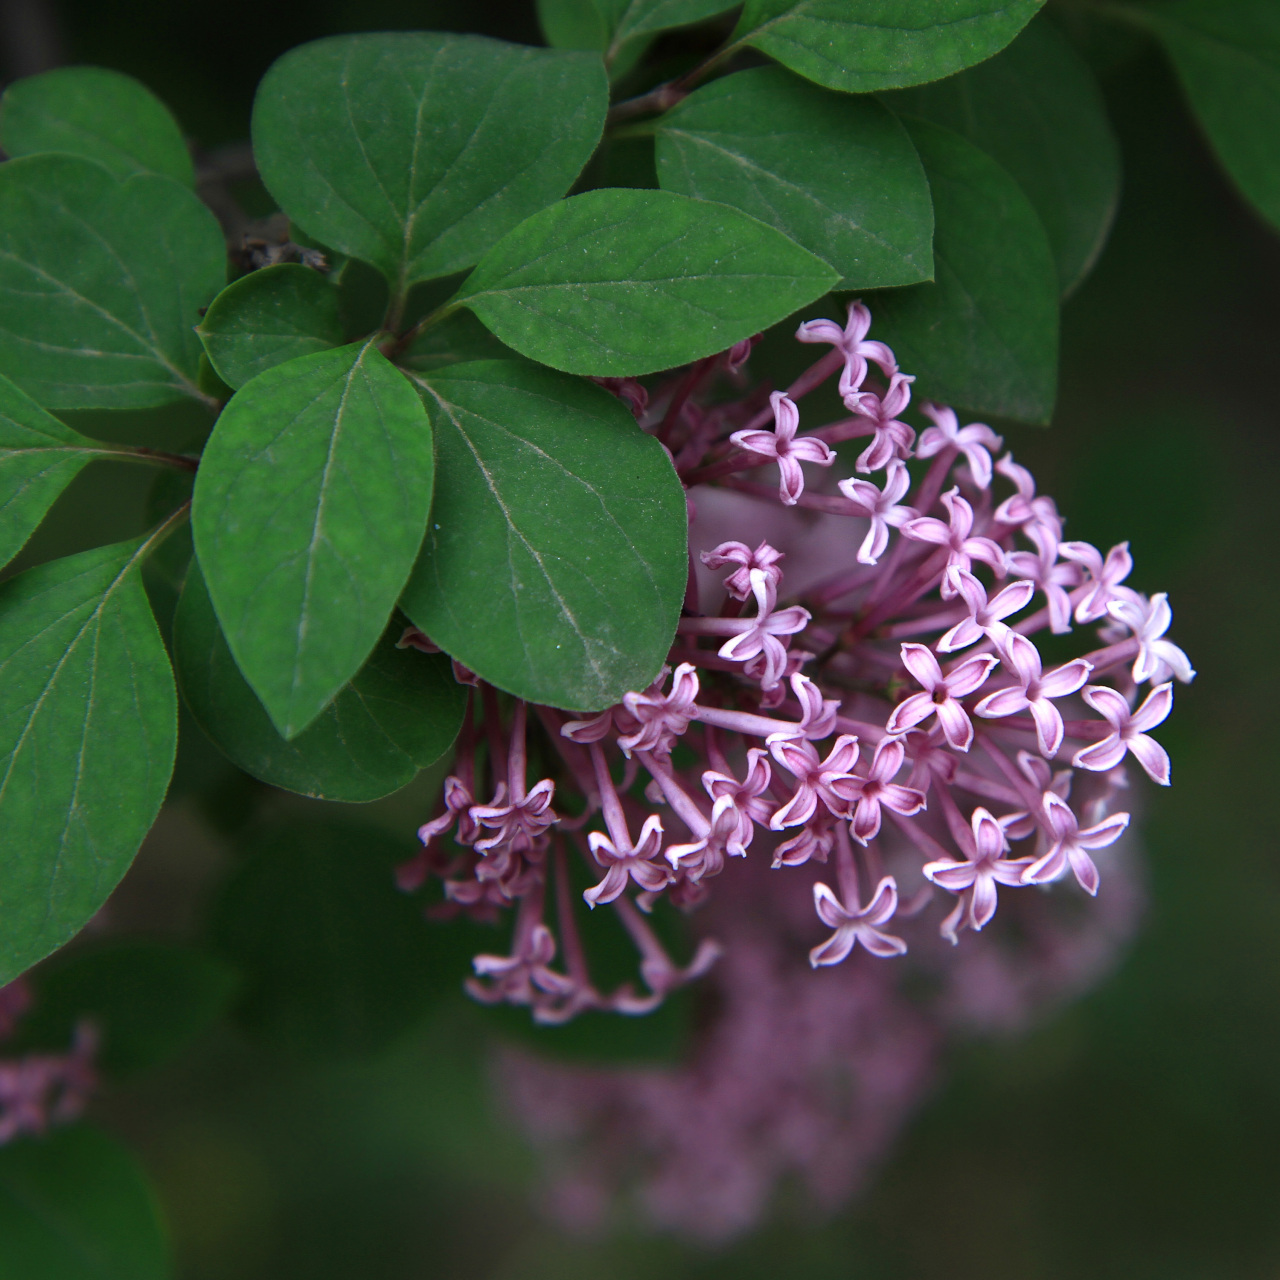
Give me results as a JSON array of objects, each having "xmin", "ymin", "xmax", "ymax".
[
  {"xmin": 923, "ymin": 807, "xmax": 1034, "ymax": 940},
  {"xmin": 810, "ymin": 875, "xmax": 906, "ymax": 966},
  {"xmin": 1021, "ymin": 793, "xmax": 1130, "ymax": 895},
  {"xmin": 617, "ymin": 662, "xmax": 699, "ymax": 756},
  {"xmin": 1073, "ymin": 682, "xmax": 1174, "ymax": 785},
  {"xmin": 1058, "ymin": 540, "xmax": 1135, "ymax": 623},
  {"xmin": 699, "ymin": 540, "xmax": 784, "ymax": 601},
  {"xmin": 974, "ymin": 631, "xmax": 1093, "ymax": 757},
  {"xmin": 730, "ymin": 391, "xmax": 833, "ymax": 506},
  {"xmin": 585, "ymin": 813, "xmax": 669, "ymax": 906},
  {"xmin": 993, "ymin": 453, "xmax": 1063, "ymax": 541},
  {"xmin": 768, "ymin": 734, "xmax": 862, "ymax": 828},
  {"xmin": 886, "ymin": 644, "xmax": 999, "ymax": 751},
  {"xmin": 844, "ymin": 737, "xmax": 927, "ymax": 844},
  {"xmin": 937, "ymin": 569, "xmax": 1035, "ymax": 652},
  {"xmin": 700, "ymin": 748, "xmax": 773, "ymax": 855},
  {"xmin": 795, "ymin": 299, "xmax": 897, "ymax": 397},
  {"xmin": 915, "ymin": 404, "xmax": 1003, "ymax": 488},
  {"xmin": 1006, "ymin": 521, "xmax": 1081, "ymax": 633},
  {"xmin": 848, "ymin": 372, "xmax": 916, "ymax": 473},
  {"xmin": 902, "ymin": 488, "xmax": 1006, "ymax": 593},
  {"xmin": 1106, "ymin": 592, "xmax": 1196, "ymax": 684},
  {"xmin": 838, "ymin": 461, "xmax": 916, "ymax": 565}
]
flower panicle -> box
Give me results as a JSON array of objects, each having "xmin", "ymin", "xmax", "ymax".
[{"xmin": 400, "ymin": 299, "xmax": 1191, "ymax": 1021}]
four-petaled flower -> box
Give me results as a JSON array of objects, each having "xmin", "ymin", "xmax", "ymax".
[
  {"xmin": 469, "ymin": 924, "xmax": 576, "ymax": 1008},
  {"xmin": 730, "ymin": 391, "xmax": 833, "ymax": 505},
  {"xmin": 838, "ymin": 461, "xmax": 916, "ymax": 565},
  {"xmin": 974, "ymin": 631, "xmax": 1093, "ymax": 757},
  {"xmin": 886, "ymin": 644, "xmax": 1000, "ymax": 752},
  {"xmin": 470, "ymin": 778, "xmax": 558, "ymax": 853},
  {"xmin": 844, "ymin": 737, "xmax": 927, "ymax": 844},
  {"xmin": 1058, "ymin": 540, "xmax": 1135, "ymax": 623},
  {"xmin": 585, "ymin": 814, "xmax": 670, "ymax": 907},
  {"xmin": 915, "ymin": 403, "xmax": 1003, "ymax": 489},
  {"xmin": 1021, "ymin": 793, "xmax": 1130, "ymax": 895},
  {"xmin": 993, "ymin": 453, "xmax": 1063, "ymax": 541},
  {"xmin": 923, "ymin": 806, "xmax": 1034, "ymax": 939},
  {"xmin": 937, "ymin": 568, "xmax": 1035, "ymax": 652},
  {"xmin": 1106, "ymin": 593, "xmax": 1196, "ymax": 684},
  {"xmin": 701, "ymin": 747, "xmax": 773, "ymax": 852},
  {"xmin": 1006, "ymin": 521, "xmax": 1081, "ymax": 634},
  {"xmin": 902, "ymin": 488, "xmax": 1006, "ymax": 595},
  {"xmin": 716, "ymin": 570, "xmax": 811, "ymax": 690},
  {"xmin": 849, "ymin": 372, "xmax": 916, "ymax": 473},
  {"xmin": 795, "ymin": 299, "xmax": 897, "ymax": 397},
  {"xmin": 809, "ymin": 875, "xmax": 906, "ymax": 966},
  {"xmin": 1073, "ymin": 682, "xmax": 1174, "ymax": 785},
  {"xmin": 618, "ymin": 663, "xmax": 700, "ymax": 756},
  {"xmin": 767, "ymin": 734, "xmax": 862, "ymax": 828},
  {"xmin": 700, "ymin": 540, "xmax": 785, "ymax": 601}
]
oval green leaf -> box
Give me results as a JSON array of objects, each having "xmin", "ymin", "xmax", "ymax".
[
  {"xmin": 13, "ymin": 940, "xmax": 237, "ymax": 1078},
  {"xmin": 196, "ymin": 264, "xmax": 344, "ymax": 390},
  {"xmin": 0, "ymin": 155, "xmax": 225, "ymax": 409},
  {"xmin": 453, "ymin": 188, "xmax": 838, "ymax": 377},
  {"xmin": 1148, "ymin": 0, "xmax": 1280, "ymax": 233},
  {"xmin": 884, "ymin": 16, "xmax": 1120, "ymax": 295},
  {"xmin": 0, "ymin": 373, "xmax": 113, "ymax": 569},
  {"xmin": 735, "ymin": 0, "xmax": 1044, "ymax": 93},
  {"xmin": 0, "ymin": 538, "xmax": 177, "ymax": 985},
  {"xmin": 864, "ymin": 119, "xmax": 1058, "ymax": 424},
  {"xmin": 175, "ymin": 565, "xmax": 466, "ymax": 801},
  {"xmin": 209, "ymin": 818, "xmax": 437, "ymax": 1058},
  {"xmin": 192, "ymin": 342, "xmax": 435, "ymax": 740},
  {"xmin": 0, "ymin": 65, "xmax": 194, "ymax": 185},
  {"xmin": 599, "ymin": 0, "xmax": 738, "ymax": 52},
  {"xmin": 0, "ymin": 1126, "xmax": 168, "ymax": 1280},
  {"xmin": 252, "ymin": 33, "xmax": 609, "ymax": 294},
  {"xmin": 656, "ymin": 66, "xmax": 934, "ymax": 289},
  {"xmin": 401, "ymin": 360, "xmax": 687, "ymax": 711}
]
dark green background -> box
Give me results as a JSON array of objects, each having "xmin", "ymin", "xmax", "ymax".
[{"xmin": 3, "ymin": 2, "xmax": 1275, "ymax": 1276}]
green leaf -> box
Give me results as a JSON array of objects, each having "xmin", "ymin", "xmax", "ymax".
[
  {"xmin": 734, "ymin": 0, "xmax": 1044, "ymax": 93},
  {"xmin": 13, "ymin": 941, "xmax": 237, "ymax": 1078},
  {"xmin": 252, "ymin": 33, "xmax": 608, "ymax": 296},
  {"xmin": 0, "ymin": 373, "xmax": 111, "ymax": 568},
  {"xmin": 398, "ymin": 309, "xmax": 514, "ymax": 374},
  {"xmin": 865, "ymin": 119, "xmax": 1058, "ymax": 423},
  {"xmin": 597, "ymin": 0, "xmax": 738, "ymax": 51},
  {"xmin": 0, "ymin": 1126, "xmax": 168, "ymax": 1280},
  {"xmin": 537, "ymin": 0, "xmax": 610, "ymax": 48},
  {"xmin": 192, "ymin": 342, "xmax": 434, "ymax": 740},
  {"xmin": 196, "ymin": 264, "xmax": 344, "ymax": 390},
  {"xmin": 175, "ymin": 565, "xmax": 465, "ymax": 802},
  {"xmin": 453, "ymin": 188, "xmax": 838, "ymax": 377},
  {"xmin": 655, "ymin": 66, "xmax": 933, "ymax": 289},
  {"xmin": 1148, "ymin": 0, "xmax": 1280, "ymax": 232},
  {"xmin": 0, "ymin": 66, "xmax": 194, "ymax": 186},
  {"xmin": 0, "ymin": 154, "xmax": 225, "ymax": 409},
  {"xmin": 209, "ymin": 818, "xmax": 437, "ymax": 1057},
  {"xmin": 400, "ymin": 360, "xmax": 686, "ymax": 711},
  {"xmin": 884, "ymin": 16, "xmax": 1120, "ymax": 295},
  {"xmin": 0, "ymin": 538, "xmax": 177, "ymax": 986}
]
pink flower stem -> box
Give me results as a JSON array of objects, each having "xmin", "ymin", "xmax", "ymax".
[
  {"xmin": 637, "ymin": 750, "xmax": 710, "ymax": 836},
  {"xmin": 887, "ymin": 808, "xmax": 953, "ymax": 863},
  {"xmin": 552, "ymin": 842, "xmax": 592, "ymax": 985},
  {"xmin": 482, "ymin": 685, "xmax": 509, "ymax": 785},
  {"xmin": 834, "ymin": 823, "xmax": 861, "ymax": 905},
  {"xmin": 590, "ymin": 743, "xmax": 631, "ymax": 849},
  {"xmin": 720, "ymin": 476, "xmax": 862, "ymax": 516}
]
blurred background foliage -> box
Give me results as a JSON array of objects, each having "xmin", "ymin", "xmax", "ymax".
[{"xmin": 2, "ymin": 1, "xmax": 1277, "ymax": 1277}]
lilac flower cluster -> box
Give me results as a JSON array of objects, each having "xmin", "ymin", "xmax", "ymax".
[
  {"xmin": 400, "ymin": 302, "xmax": 1192, "ymax": 1023},
  {"xmin": 0, "ymin": 979, "xmax": 97, "ymax": 1145}
]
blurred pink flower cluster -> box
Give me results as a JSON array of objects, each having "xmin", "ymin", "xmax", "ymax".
[
  {"xmin": 399, "ymin": 301, "xmax": 1190, "ymax": 1023},
  {"xmin": 0, "ymin": 978, "xmax": 96, "ymax": 1146}
]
